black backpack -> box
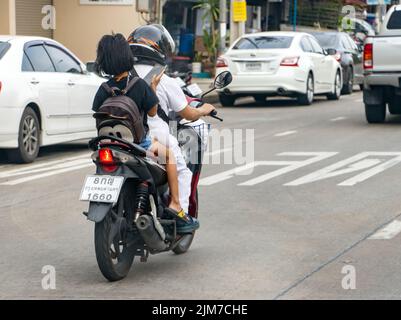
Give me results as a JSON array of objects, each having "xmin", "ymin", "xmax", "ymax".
[{"xmin": 94, "ymin": 77, "xmax": 145, "ymax": 144}]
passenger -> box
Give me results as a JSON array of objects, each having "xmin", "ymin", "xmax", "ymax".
[{"xmin": 92, "ymin": 33, "xmax": 184, "ymax": 216}]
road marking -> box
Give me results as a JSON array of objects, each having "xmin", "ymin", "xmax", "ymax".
[
  {"xmin": 240, "ymin": 152, "xmax": 336, "ymax": 186},
  {"xmin": 286, "ymin": 152, "xmax": 401, "ymax": 187},
  {"xmin": 275, "ymin": 131, "xmax": 297, "ymax": 137},
  {"xmin": 1, "ymin": 162, "xmax": 93, "ymax": 186},
  {"xmin": 0, "ymin": 158, "xmax": 90, "ymax": 179},
  {"xmin": 330, "ymin": 117, "xmax": 347, "ymax": 122},
  {"xmin": 199, "ymin": 152, "xmax": 337, "ymax": 186},
  {"xmin": 369, "ymin": 220, "xmax": 401, "ymax": 240},
  {"xmin": 205, "ymin": 148, "xmax": 233, "ymax": 157},
  {"xmin": 0, "ymin": 153, "xmax": 90, "ymax": 178}
]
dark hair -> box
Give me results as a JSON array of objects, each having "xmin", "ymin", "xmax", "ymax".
[{"xmin": 95, "ymin": 33, "xmax": 134, "ymax": 76}]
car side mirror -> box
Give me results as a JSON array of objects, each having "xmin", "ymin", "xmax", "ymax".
[
  {"xmin": 214, "ymin": 71, "xmax": 233, "ymax": 89},
  {"xmin": 325, "ymin": 48, "xmax": 337, "ymax": 56}
]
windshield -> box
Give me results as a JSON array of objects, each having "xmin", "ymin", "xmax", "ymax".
[
  {"xmin": 0, "ymin": 42, "xmax": 11, "ymax": 60},
  {"xmin": 312, "ymin": 34, "xmax": 338, "ymax": 48},
  {"xmin": 233, "ymin": 36, "xmax": 293, "ymax": 50}
]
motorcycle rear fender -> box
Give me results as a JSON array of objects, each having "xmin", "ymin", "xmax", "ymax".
[{"xmin": 87, "ymin": 202, "xmax": 113, "ymax": 223}]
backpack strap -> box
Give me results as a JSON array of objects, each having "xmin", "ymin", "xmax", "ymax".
[
  {"xmin": 101, "ymin": 82, "xmax": 116, "ymax": 97},
  {"xmin": 121, "ymin": 77, "xmax": 140, "ymax": 95}
]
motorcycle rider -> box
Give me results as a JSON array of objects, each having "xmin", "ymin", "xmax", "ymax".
[{"xmin": 128, "ymin": 25, "xmax": 216, "ymax": 233}]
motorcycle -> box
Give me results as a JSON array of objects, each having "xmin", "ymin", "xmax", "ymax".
[{"xmin": 80, "ymin": 71, "xmax": 233, "ymax": 282}]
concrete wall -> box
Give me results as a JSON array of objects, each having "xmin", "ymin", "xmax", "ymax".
[
  {"xmin": 53, "ymin": 0, "xmax": 144, "ymax": 62},
  {"xmin": 0, "ymin": 0, "xmax": 11, "ymax": 34}
]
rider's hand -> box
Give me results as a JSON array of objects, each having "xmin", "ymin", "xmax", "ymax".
[
  {"xmin": 151, "ymin": 68, "xmax": 165, "ymax": 92},
  {"xmin": 200, "ymin": 103, "xmax": 216, "ymax": 117}
]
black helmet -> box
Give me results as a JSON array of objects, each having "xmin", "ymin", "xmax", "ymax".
[{"xmin": 128, "ymin": 24, "xmax": 175, "ymax": 65}]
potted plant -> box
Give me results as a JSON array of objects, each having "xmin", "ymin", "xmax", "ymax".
[
  {"xmin": 194, "ymin": 0, "xmax": 219, "ymax": 77},
  {"xmin": 192, "ymin": 52, "xmax": 203, "ymax": 74}
]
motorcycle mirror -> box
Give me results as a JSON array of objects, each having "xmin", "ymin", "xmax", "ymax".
[{"xmin": 214, "ymin": 71, "xmax": 233, "ymax": 89}]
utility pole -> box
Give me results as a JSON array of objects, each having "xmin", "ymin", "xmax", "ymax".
[
  {"xmin": 230, "ymin": 0, "xmax": 246, "ymax": 45},
  {"xmin": 293, "ymin": 0, "xmax": 297, "ymax": 32},
  {"xmin": 219, "ymin": 0, "xmax": 227, "ymax": 54}
]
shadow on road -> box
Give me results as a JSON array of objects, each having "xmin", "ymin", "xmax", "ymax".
[
  {"xmin": 0, "ymin": 140, "xmax": 90, "ymax": 165},
  {"xmin": 225, "ymin": 96, "xmax": 329, "ymax": 109}
]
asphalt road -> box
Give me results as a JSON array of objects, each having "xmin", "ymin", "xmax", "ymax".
[{"xmin": 2, "ymin": 90, "xmax": 401, "ymax": 300}]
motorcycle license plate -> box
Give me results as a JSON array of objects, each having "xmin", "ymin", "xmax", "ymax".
[{"xmin": 80, "ymin": 175, "xmax": 124, "ymax": 203}]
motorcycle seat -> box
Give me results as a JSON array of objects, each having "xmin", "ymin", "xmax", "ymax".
[{"xmin": 144, "ymin": 159, "xmax": 168, "ymax": 186}]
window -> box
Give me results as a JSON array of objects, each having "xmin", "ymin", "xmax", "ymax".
[
  {"xmin": 0, "ymin": 42, "xmax": 11, "ymax": 60},
  {"xmin": 300, "ymin": 37, "xmax": 313, "ymax": 52},
  {"xmin": 312, "ymin": 34, "xmax": 338, "ymax": 49},
  {"xmin": 309, "ymin": 37, "xmax": 324, "ymax": 54},
  {"xmin": 387, "ymin": 10, "xmax": 401, "ymax": 30},
  {"xmin": 233, "ymin": 36, "xmax": 293, "ymax": 50},
  {"xmin": 341, "ymin": 36, "xmax": 351, "ymax": 50},
  {"xmin": 344, "ymin": 35, "xmax": 358, "ymax": 51},
  {"xmin": 45, "ymin": 45, "xmax": 82, "ymax": 74},
  {"xmin": 22, "ymin": 53, "xmax": 34, "ymax": 72},
  {"xmin": 25, "ymin": 45, "xmax": 55, "ymax": 72}
]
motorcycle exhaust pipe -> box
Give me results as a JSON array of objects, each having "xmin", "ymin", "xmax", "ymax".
[{"xmin": 136, "ymin": 215, "xmax": 169, "ymax": 252}]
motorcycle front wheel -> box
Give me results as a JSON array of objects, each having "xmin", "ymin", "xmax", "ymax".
[{"xmin": 94, "ymin": 189, "xmax": 135, "ymax": 282}]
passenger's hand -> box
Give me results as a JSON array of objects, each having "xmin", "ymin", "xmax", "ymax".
[
  {"xmin": 151, "ymin": 68, "xmax": 165, "ymax": 92},
  {"xmin": 200, "ymin": 103, "xmax": 216, "ymax": 116}
]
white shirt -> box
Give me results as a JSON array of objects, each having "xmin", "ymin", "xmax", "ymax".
[{"xmin": 134, "ymin": 64, "xmax": 187, "ymax": 115}]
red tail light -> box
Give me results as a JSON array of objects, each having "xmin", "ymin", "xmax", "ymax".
[
  {"xmin": 99, "ymin": 148, "xmax": 117, "ymax": 173},
  {"xmin": 280, "ymin": 56, "xmax": 299, "ymax": 67},
  {"xmin": 0, "ymin": 81, "xmax": 2, "ymax": 94},
  {"xmin": 216, "ymin": 56, "xmax": 228, "ymax": 68},
  {"xmin": 334, "ymin": 52, "xmax": 342, "ymax": 62},
  {"xmin": 364, "ymin": 43, "xmax": 373, "ymax": 70}
]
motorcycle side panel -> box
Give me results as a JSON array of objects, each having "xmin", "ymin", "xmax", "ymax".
[{"xmin": 87, "ymin": 202, "xmax": 113, "ymax": 223}]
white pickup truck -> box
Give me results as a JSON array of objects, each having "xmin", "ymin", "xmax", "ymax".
[{"xmin": 363, "ymin": 5, "xmax": 401, "ymax": 123}]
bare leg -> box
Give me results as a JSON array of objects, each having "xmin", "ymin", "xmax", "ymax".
[{"xmin": 150, "ymin": 141, "xmax": 182, "ymax": 212}]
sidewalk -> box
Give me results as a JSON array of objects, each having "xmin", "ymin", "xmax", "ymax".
[{"xmin": 193, "ymin": 77, "xmax": 220, "ymax": 105}]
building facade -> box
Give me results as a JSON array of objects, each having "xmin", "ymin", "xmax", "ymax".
[{"xmin": 0, "ymin": 0, "xmax": 144, "ymax": 62}]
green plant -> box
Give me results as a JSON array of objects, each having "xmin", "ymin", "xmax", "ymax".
[
  {"xmin": 194, "ymin": 0, "xmax": 220, "ymax": 65},
  {"xmin": 194, "ymin": 51, "xmax": 203, "ymax": 63}
]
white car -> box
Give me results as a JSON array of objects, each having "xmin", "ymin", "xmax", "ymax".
[
  {"xmin": 216, "ymin": 31, "xmax": 342, "ymax": 106},
  {"xmin": 0, "ymin": 36, "xmax": 104, "ymax": 163}
]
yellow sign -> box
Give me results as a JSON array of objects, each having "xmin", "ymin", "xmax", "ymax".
[{"xmin": 233, "ymin": 0, "xmax": 247, "ymax": 22}]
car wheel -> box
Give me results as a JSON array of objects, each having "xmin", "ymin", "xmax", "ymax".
[
  {"xmin": 341, "ymin": 67, "xmax": 353, "ymax": 95},
  {"xmin": 297, "ymin": 73, "xmax": 314, "ymax": 106},
  {"xmin": 359, "ymin": 84, "xmax": 364, "ymax": 91},
  {"xmin": 388, "ymin": 95, "xmax": 401, "ymax": 115},
  {"xmin": 253, "ymin": 94, "xmax": 267, "ymax": 104},
  {"xmin": 7, "ymin": 107, "xmax": 40, "ymax": 163},
  {"xmin": 219, "ymin": 94, "xmax": 237, "ymax": 107},
  {"xmin": 327, "ymin": 70, "xmax": 342, "ymax": 100},
  {"xmin": 365, "ymin": 103, "xmax": 386, "ymax": 123}
]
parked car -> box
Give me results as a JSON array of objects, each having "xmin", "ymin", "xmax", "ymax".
[
  {"xmin": 310, "ymin": 31, "xmax": 363, "ymax": 94},
  {"xmin": 216, "ymin": 31, "xmax": 342, "ymax": 106},
  {"xmin": 0, "ymin": 36, "xmax": 104, "ymax": 163},
  {"xmin": 343, "ymin": 18, "xmax": 376, "ymax": 47},
  {"xmin": 363, "ymin": 5, "xmax": 401, "ymax": 123}
]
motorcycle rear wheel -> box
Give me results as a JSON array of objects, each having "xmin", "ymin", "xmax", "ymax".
[{"xmin": 94, "ymin": 190, "xmax": 135, "ymax": 282}]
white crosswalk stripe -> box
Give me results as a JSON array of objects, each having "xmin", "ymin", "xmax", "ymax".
[{"xmin": 0, "ymin": 152, "xmax": 93, "ymax": 186}]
